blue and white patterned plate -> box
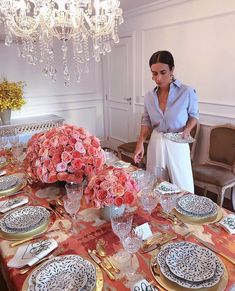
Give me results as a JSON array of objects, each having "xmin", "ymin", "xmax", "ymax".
[
  {"xmin": 0, "ymin": 175, "xmax": 19, "ymax": 190},
  {"xmin": 28, "ymin": 255, "xmax": 96, "ymax": 291},
  {"xmin": 0, "ymin": 206, "xmax": 50, "ymax": 233},
  {"xmin": 176, "ymin": 194, "xmax": 217, "ymax": 218},
  {"xmin": 157, "ymin": 241, "xmax": 224, "ymax": 288},
  {"xmin": 164, "ymin": 132, "xmax": 196, "ymax": 143},
  {"xmin": 165, "ymin": 243, "xmax": 216, "ymax": 282}
]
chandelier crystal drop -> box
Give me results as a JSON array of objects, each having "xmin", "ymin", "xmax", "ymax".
[{"xmin": 0, "ymin": 0, "xmax": 123, "ymax": 85}]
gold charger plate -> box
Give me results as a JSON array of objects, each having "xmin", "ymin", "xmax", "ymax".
[
  {"xmin": 150, "ymin": 255, "xmax": 228, "ymax": 291},
  {"xmin": 21, "ymin": 256, "xmax": 103, "ymax": 291},
  {"xmin": 0, "ymin": 173, "xmax": 27, "ymax": 198},
  {"xmin": 173, "ymin": 206, "xmax": 223, "ymax": 225},
  {"xmin": 0, "ymin": 211, "xmax": 52, "ymax": 240}
]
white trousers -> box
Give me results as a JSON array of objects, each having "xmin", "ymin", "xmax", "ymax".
[{"xmin": 146, "ymin": 130, "xmax": 194, "ymax": 193}]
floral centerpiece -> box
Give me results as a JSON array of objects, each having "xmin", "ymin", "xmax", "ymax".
[
  {"xmin": 0, "ymin": 79, "xmax": 26, "ymax": 111},
  {"xmin": 24, "ymin": 124, "xmax": 105, "ymax": 184},
  {"xmin": 84, "ymin": 167, "xmax": 139, "ymax": 208}
]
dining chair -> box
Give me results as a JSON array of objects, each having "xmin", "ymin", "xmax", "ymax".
[
  {"xmin": 192, "ymin": 123, "xmax": 235, "ymax": 208},
  {"xmin": 117, "ymin": 121, "xmax": 200, "ymax": 168}
]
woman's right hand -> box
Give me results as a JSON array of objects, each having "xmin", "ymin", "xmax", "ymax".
[{"xmin": 134, "ymin": 142, "xmax": 144, "ymax": 164}]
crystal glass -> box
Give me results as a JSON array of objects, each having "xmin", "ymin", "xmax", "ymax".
[
  {"xmin": 140, "ymin": 187, "xmax": 160, "ymax": 225},
  {"xmin": 104, "ymin": 149, "xmax": 118, "ymax": 166},
  {"xmin": 122, "ymin": 229, "xmax": 143, "ymax": 281},
  {"xmin": 8, "ymin": 135, "xmax": 19, "ymax": 147},
  {"xmin": 0, "ymin": 137, "xmax": 9, "ymax": 150},
  {"xmin": 159, "ymin": 192, "xmax": 178, "ymax": 230},
  {"xmin": 11, "ymin": 143, "xmax": 24, "ymax": 164},
  {"xmin": 111, "ymin": 209, "xmax": 133, "ymax": 242},
  {"xmin": 65, "ymin": 182, "xmax": 83, "ymax": 201},
  {"xmin": 63, "ymin": 195, "xmax": 81, "ymax": 234},
  {"xmin": 131, "ymin": 170, "xmax": 156, "ymax": 190}
]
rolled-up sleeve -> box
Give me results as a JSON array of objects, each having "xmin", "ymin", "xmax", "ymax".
[
  {"xmin": 188, "ymin": 88, "xmax": 199, "ymax": 120},
  {"xmin": 141, "ymin": 98, "xmax": 152, "ymax": 128}
]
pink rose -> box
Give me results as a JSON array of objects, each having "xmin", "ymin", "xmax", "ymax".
[{"xmin": 56, "ymin": 162, "xmax": 68, "ymax": 172}]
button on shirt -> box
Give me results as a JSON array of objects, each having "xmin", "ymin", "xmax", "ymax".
[{"xmin": 141, "ymin": 79, "xmax": 199, "ymax": 133}]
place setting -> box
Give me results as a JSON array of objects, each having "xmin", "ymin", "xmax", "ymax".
[
  {"xmin": 21, "ymin": 253, "xmax": 103, "ymax": 291},
  {"xmin": 173, "ymin": 194, "xmax": 223, "ymax": 225},
  {"xmin": 150, "ymin": 240, "xmax": 228, "ymax": 290},
  {"xmin": 0, "ymin": 205, "xmax": 52, "ymax": 240},
  {"xmin": 0, "ymin": 172, "xmax": 27, "ymax": 198}
]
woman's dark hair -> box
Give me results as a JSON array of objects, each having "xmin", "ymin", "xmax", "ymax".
[{"xmin": 149, "ymin": 50, "xmax": 174, "ymax": 70}]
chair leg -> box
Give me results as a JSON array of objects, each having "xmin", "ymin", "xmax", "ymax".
[
  {"xmin": 203, "ymin": 185, "xmax": 208, "ymax": 197},
  {"xmin": 217, "ymin": 189, "xmax": 225, "ymax": 207},
  {"xmin": 232, "ymin": 187, "xmax": 235, "ymax": 212}
]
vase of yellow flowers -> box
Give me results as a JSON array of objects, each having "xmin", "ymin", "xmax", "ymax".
[{"xmin": 0, "ymin": 79, "xmax": 26, "ymax": 125}]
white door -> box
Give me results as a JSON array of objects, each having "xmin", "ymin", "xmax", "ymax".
[{"xmin": 103, "ymin": 35, "xmax": 134, "ymax": 150}]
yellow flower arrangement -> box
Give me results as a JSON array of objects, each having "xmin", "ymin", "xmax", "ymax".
[{"xmin": 0, "ymin": 79, "xmax": 26, "ymax": 111}]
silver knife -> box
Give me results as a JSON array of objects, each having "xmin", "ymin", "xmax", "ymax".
[
  {"xmin": 194, "ymin": 236, "xmax": 235, "ymax": 265},
  {"xmin": 88, "ymin": 249, "xmax": 115, "ymax": 280}
]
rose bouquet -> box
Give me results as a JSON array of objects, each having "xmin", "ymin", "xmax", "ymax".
[
  {"xmin": 84, "ymin": 167, "xmax": 139, "ymax": 208},
  {"xmin": 24, "ymin": 124, "xmax": 105, "ymax": 183}
]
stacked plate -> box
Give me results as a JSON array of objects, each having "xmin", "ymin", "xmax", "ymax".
[
  {"xmin": 0, "ymin": 206, "xmax": 50, "ymax": 238},
  {"xmin": 0, "ymin": 175, "xmax": 19, "ymax": 191},
  {"xmin": 163, "ymin": 132, "xmax": 195, "ymax": 143},
  {"xmin": 27, "ymin": 255, "xmax": 97, "ymax": 291},
  {"xmin": 156, "ymin": 241, "xmax": 224, "ymax": 289},
  {"xmin": 175, "ymin": 194, "xmax": 218, "ymax": 219}
]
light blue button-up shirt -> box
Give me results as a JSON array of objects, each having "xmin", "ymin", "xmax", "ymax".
[{"xmin": 141, "ymin": 79, "xmax": 199, "ymax": 133}]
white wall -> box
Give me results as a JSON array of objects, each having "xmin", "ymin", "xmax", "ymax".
[
  {"xmin": 0, "ymin": 41, "xmax": 105, "ymax": 140},
  {"xmin": 117, "ymin": 0, "xmax": 235, "ymax": 163}
]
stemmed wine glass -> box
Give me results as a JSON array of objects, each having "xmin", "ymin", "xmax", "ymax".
[
  {"xmin": 139, "ymin": 187, "xmax": 160, "ymax": 226},
  {"xmin": 111, "ymin": 208, "xmax": 133, "ymax": 243},
  {"xmin": 122, "ymin": 229, "xmax": 143, "ymax": 282},
  {"xmin": 63, "ymin": 182, "xmax": 84, "ymax": 234},
  {"xmin": 63, "ymin": 195, "xmax": 81, "ymax": 234},
  {"xmin": 11, "ymin": 143, "xmax": 25, "ymax": 165},
  {"xmin": 159, "ymin": 192, "xmax": 178, "ymax": 230},
  {"xmin": 0, "ymin": 137, "xmax": 8, "ymax": 150},
  {"xmin": 8, "ymin": 135, "xmax": 19, "ymax": 147}
]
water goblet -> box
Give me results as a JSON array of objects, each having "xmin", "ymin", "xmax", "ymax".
[
  {"xmin": 63, "ymin": 195, "xmax": 81, "ymax": 234},
  {"xmin": 8, "ymin": 135, "xmax": 19, "ymax": 147},
  {"xmin": 111, "ymin": 209, "xmax": 133, "ymax": 243},
  {"xmin": 11, "ymin": 143, "xmax": 24, "ymax": 164},
  {"xmin": 65, "ymin": 182, "xmax": 83, "ymax": 201},
  {"xmin": 0, "ymin": 137, "xmax": 9, "ymax": 150},
  {"xmin": 139, "ymin": 187, "xmax": 160, "ymax": 226},
  {"xmin": 122, "ymin": 229, "xmax": 143, "ymax": 281},
  {"xmin": 159, "ymin": 192, "xmax": 178, "ymax": 230}
]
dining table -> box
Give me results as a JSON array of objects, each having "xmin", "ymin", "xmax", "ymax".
[{"xmin": 0, "ymin": 153, "xmax": 235, "ymax": 291}]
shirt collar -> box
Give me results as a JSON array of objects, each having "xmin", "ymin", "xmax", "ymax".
[{"xmin": 153, "ymin": 79, "xmax": 181, "ymax": 94}]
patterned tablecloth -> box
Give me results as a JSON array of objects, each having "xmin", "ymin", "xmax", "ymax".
[{"xmin": 0, "ymin": 163, "xmax": 235, "ymax": 291}]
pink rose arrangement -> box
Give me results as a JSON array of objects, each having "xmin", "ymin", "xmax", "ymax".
[
  {"xmin": 24, "ymin": 124, "xmax": 105, "ymax": 183},
  {"xmin": 84, "ymin": 167, "xmax": 139, "ymax": 208}
]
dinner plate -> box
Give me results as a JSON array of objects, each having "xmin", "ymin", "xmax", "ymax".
[
  {"xmin": 3, "ymin": 206, "xmax": 50, "ymax": 232},
  {"xmin": 155, "ymin": 181, "xmax": 181, "ymax": 194},
  {"xmin": 35, "ymin": 261, "xmax": 87, "ymax": 291},
  {"xmin": 176, "ymin": 194, "xmax": 218, "ymax": 218},
  {"xmin": 0, "ymin": 175, "xmax": 19, "ymax": 190},
  {"xmin": 165, "ymin": 244, "xmax": 216, "ymax": 282},
  {"xmin": 28, "ymin": 255, "xmax": 98, "ymax": 291},
  {"xmin": 163, "ymin": 132, "xmax": 196, "ymax": 143},
  {"xmin": 157, "ymin": 242, "xmax": 224, "ymax": 289},
  {"xmin": 0, "ymin": 174, "xmax": 26, "ymax": 197}
]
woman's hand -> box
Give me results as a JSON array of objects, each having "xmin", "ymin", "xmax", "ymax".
[
  {"xmin": 134, "ymin": 142, "xmax": 144, "ymax": 164},
  {"xmin": 182, "ymin": 127, "xmax": 191, "ymax": 139}
]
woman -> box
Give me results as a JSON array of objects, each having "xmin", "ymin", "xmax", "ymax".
[{"xmin": 134, "ymin": 50, "xmax": 199, "ymax": 193}]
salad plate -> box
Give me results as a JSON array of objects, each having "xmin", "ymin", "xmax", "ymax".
[
  {"xmin": 157, "ymin": 242, "xmax": 224, "ymax": 289},
  {"xmin": 164, "ymin": 132, "xmax": 195, "ymax": 143},
  {"xmin": 24, "ymin": 255, "xmax": 103, "ymax": 291},
  {"xmin": 3, "ymin": 206, "xmax": 50, "ymax": 231},
  {"xmin": 176, "ymin": 194, "xmax": 217, "ymax": 218},
  {"xmin": 165, "ymin": 243, "xmax": 216, "ymax": 282},
  {"xmin": 0, "ymin": 175, "xmax": 19, "ymax": 191},
  {"xmin": 0, "ymin": 173, "xmax": 26, "ymax": 197},
  {"xmin": 155, "ymin": 181, "xmax": 181, "ymax": 194}
]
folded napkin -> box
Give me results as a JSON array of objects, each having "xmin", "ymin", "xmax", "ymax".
[
  {"xmin": 218, "ymin": 214, "xmax": 235, "ymax": 234},
  {"xmin": 7, "ymin": 239, "xmax": 58, "ymax": 268},
  {"xmin": 0, "ymin": 196, "xmax": 28, "ymax": 213},
  {"xmin": 155, "ymin": 181, "xmax": 181, "ymax": 194}
]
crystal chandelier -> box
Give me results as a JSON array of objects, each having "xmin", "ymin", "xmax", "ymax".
[{"xmin": 0, "ymin": 0, "xmax": 123, "ymax": 85}]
